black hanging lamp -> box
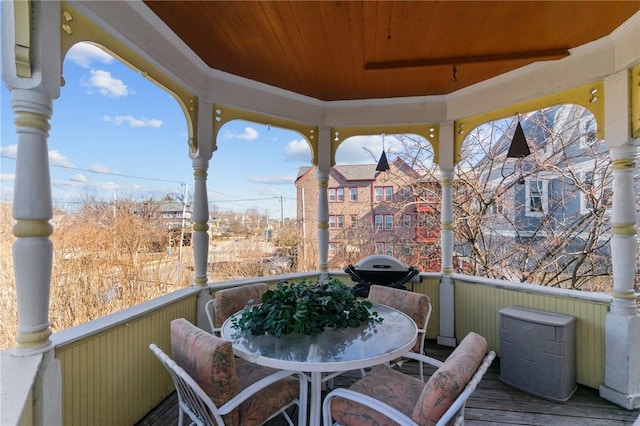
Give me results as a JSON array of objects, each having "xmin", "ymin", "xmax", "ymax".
[
  {"xmin": 376, "ymin": 134, "xmax": 390, "ymax": 172},
  {"xmin": 506, "ymin": 118, "xmax": 530, "ymax": 184},
  {"xmin": 507, "ymin": 121, "xmax": 531, "ymax": 158}
]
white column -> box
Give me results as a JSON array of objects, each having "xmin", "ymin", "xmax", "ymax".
[
  {"xmin": 437, "ymin": 122, "xmax": 457, "ymax": 346},
  {"xmin": 599, "ymin": 70, "xmax": 640, "ymax": 409},
  {"xmin": 317, "ymin": 170, "xmax": 330, "ymax": 280},
  {"xmin": 3, "ymin": 0, "xmax": 63, "ymax": 423},
  {"xmin": 600, "ymin": 144, "xmax": 640, "ymax": 409},
  {"xmin": 438, "ymin": 168, "xmax": 456, "ymax": 347},
  {"xmin": 192, "ymin": 98, "xmax": 213, "ymax": 331},
  {"xmin": 11, "ymin": 87, "xmax": 55, "ymax": 354},
  {"xmin": 192, "ymin": 158, "xmax": 209, "ymax": 288},
  {"xmin": 3, "ymin": 0, "xmax": 60, "ymax": 357},
  {"xmin": 316, "ymin": 127, "xmax": 331, "ymax": 281}
]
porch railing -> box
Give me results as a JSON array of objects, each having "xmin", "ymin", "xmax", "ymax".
[
  {"xmin": 453, "ymin": 274, "xmax": 611, "ymax": 389},
  {"xmin": 10, "ymin": 271, "xmax": 611, "ymax": 425},
  {"xmin": 52, "ymin": 287, "xmax": 200, "ymax": 426}
]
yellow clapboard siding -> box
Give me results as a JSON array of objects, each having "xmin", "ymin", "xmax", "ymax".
[
  {"xmin": 55, "ymin": 293, "xmax": 197, "ymax": 426},
  {"xmin": 454, "ymin": 279, "xmax": 608, "ymax": 389}
]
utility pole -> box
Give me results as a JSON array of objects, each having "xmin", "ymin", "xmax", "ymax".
[
  {"xmin": 179, "ymin": 183, "xmax": 188, "ymax": 261},
  {"xmin": 280, "ymin": 195, "xmax": 284, "ymax": 249}
]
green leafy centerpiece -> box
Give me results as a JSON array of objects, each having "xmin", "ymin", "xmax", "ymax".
[{"xmin": 231, "ymin": 278, "xmax": 382, "ymax": 337}]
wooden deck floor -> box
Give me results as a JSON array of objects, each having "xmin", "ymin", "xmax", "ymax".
[{"xmin": 137, "ymin": 341, "xmax": 640, "ymax": 426}]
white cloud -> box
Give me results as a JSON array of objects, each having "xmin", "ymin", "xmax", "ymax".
[
  {"xmin": 283, "ymin": 139, "xmax": 311, "ymax": 162},
  {"xmin": 0, "ymin": 145, "xmax": 76, "ymax": 168},
  {"xmin": 66, "ymin": 43, "xmax": 114, "ymax": 68},
  {"xmin": 82, "ymin": 69, "xmax": 129, "ymax": 98},
  {"xmin": 225, "ymin": 126, "xmax": 259, "ymax": 141},
  {"xmin": 53, "ymin": 178, "xmax": 120, "ymax": 193},
  {"xmin": 70, "ymin": 174, "xmax": 87, "ymax": 183},
  {"xmin": 0, "ymin": 144, "xmax": 17, "ymax": 158},
  {"xmin": 89, "ymin": 164, "xmax": 111, "ymax": 173},
  {"xmin": 103, "ymin": 115, "xmax": 162, "ymax": 128},
  {"xmin": 96, "ymin": 181, "xmax": 119, "ymax": 192},
  {"xmin": 335, "ymin": 134, "xmax": 404, "ymax": 165},
  {"xmin": 1, "ymin": 174, "xmax": 15, "ymax": 182},
  {"xmin": 48, "ymin": 150, "xmax": 73, "ymax": 167},
  {"xmin": 248, "ymin": 175, "xmax": 295, "ymax": 185}
]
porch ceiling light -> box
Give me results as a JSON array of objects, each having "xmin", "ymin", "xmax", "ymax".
[
  {"xmin": 376, "ymin": 134, "xmax": 390, "ymax": 172},
  {"xmin": 506, "ymin": 120, "xmax": 531, "ymax": 185},
  {"xmin": 376, "ymin": 150, "xmax": 390, "ymax": 172},
  {"xmin": 506, "ymin": 121, "xmax": 530, "ymax": 158}
]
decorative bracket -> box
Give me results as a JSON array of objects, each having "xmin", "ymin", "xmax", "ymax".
[{"xmin": 14, "ymin": 0, "xmax": 32, "ymax": 77}]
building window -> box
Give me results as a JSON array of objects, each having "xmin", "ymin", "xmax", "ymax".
[
  {"xmin": 418, "ymin": 213, "xmax": 427, "ymax": 228},
  {"xmin": 375, "ymin": 186, "xmax": 393, "ymax": 202},
  {"xmin": 329, "ymin": 215, "xmax": 344, "ymax": 229},
  {"xmin": 403, "ymin": 214, "xmax": 412, "ymax": 227},
  {"xmin": 374, "ymin": 243, "xmax": 393, "ymax": 255},
  {"xmin": 402, "ymin": 187, "xmax": 411, "ymax": 199},
  {"xmin": 374, "ymin": 215, "xmax": 383, "ymax": 230},
  {"xmin": 349, "ymin": 188, "xmax": 358, "ymax": 201},
  {"xmin": 375, "ymin": 187, "xmax": 383, "ymax": 202},
  {"xmin": 385, "ymin": 187, "xmax": 394, "ymax": 201},
  {"xmin": 529, "ymin": 182, "xmax": 543, "ymax": 212},
  {"xmin": 329, "ymin": 188, "xmax": 344, "ymax": 202},
  {"xmin": 375, "ymin": 215, "xmax": 393, "ymax": 230},
  {"xmin": 350, "ymin": 215, "xmax": 358, "ymax": 228},
  {"xmin": 329, "ymin": 243, "xmax": 337, "ymax": 256},
  {"xmin": 384, "ymin": 215, "xmax": 393, "ymax": 230},
  {"xmin": 526, "ymin": 179, "xmax": 548, "ymax": 215},
  {"xmin": 403, "ymin": 244, "xmax": 411, "ymax": 256}
]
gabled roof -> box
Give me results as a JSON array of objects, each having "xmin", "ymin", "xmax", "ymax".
[
  {"xmin": 333, "ymin": 164, "xmax": 379, "ymax": 181},
  {"xmin": 296, "ymin": 157, "xmax": 422, "ymax": 183}
]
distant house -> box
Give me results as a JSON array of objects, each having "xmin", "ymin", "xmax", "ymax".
[
  {"xmin": 135, "ymin": 199, "xmax": 193, "ymax": 246},
  {"xmin": 295, "ymin": 157, "xmax": 440, "ymax": 271}
]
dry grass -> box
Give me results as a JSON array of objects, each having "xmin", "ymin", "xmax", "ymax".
[
  {"xmin": 0, "ymin": 202, "xmax": 193, "ymax": 351},
  {"xmin": 0, "ymin": 204, "xmax": 18, "ymax": 351}
]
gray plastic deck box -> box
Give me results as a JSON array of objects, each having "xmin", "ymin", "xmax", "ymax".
[{"xmin": 499, "ymin": 306, "xmax": 576, "ymax": 402}]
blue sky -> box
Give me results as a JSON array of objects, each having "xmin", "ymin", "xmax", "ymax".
[{"xmin": 1, "ymin": 43, "xmax": 406, "ymax": 219}]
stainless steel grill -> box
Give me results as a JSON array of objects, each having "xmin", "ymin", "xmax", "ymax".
[{"xmin": 345, "ymin": 254, "xmax": 421, "ymax": 297}]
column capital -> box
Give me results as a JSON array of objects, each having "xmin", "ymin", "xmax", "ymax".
[
  {"xmin": 191, "ymin": 156, "xmax": 209, "ymax": 171},
  {"xmin": 439, "ymin": 167, "xmax": 455, "ymax": 178},
  {"xmin": 316, "ymin": 169, "xmax": 329, "ymax": 182},
  {"xmin": 11, "ymin": 87, "xmax": 53, "ymax": 118},
  {"xmin": 610, "ymin": 144, "xmax": 639, "ymax": 162}
]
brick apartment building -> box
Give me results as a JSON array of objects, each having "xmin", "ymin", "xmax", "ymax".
[{"xmin": 295, "ymin": 157, "xmax": 441, "ymax": 271}]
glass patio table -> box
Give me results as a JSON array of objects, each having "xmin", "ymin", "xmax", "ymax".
[{"xmin": 221, "ymin": 303, "xmax": 418, "ymax": 426}]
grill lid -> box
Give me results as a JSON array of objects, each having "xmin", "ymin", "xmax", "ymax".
[{"xmin": 353, "ymin": 254, "xmax": 411, "ymax": 272}]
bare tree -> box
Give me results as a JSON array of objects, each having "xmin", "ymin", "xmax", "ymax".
[
  {"xmin": 455, "ymin": 105, "xmax": 615, "ymax": 289},
  {"xmin": 48, "ymin": 197, "xmax": 191, "ymax": 332}
]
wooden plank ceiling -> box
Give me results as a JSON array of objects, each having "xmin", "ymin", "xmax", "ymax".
[{"xmin": 144, "ymin": 1, "xmax": 640, "ymax": 101}]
